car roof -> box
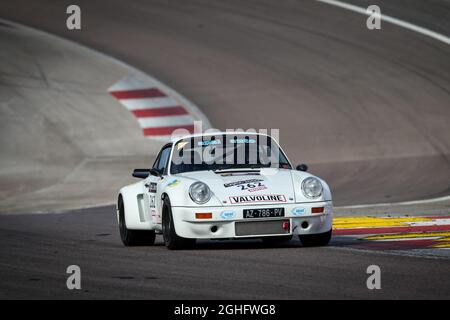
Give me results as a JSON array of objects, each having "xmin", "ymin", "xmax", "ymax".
[{"xmin": 170, "ymin": 131, "xmax": 273, "ymax": 143}]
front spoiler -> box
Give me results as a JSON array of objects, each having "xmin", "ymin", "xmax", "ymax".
[{"xmin": 171, "ymin": 201, "xmax": 333, "ymax": 239}]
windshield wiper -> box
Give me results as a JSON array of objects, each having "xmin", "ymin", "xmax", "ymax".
[{"xmin": 212, "ymin": 164, "xmax": 239, "ymax": 172}]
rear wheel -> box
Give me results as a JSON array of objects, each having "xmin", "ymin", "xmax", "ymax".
[
  {"xmin": 299, "ymin": 229, "xmax": 332, "ymax": 247},
  {"xmin": 162, "ymin": 197, "xmax": 196, "ymax": 250},
  {"xmin": 118, "ymin": 197, "xmax": 155, "ymax": 246}
]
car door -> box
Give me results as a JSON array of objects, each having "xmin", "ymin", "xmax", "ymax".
[{"xmin": 144, "ymin": 144, "xmax": 172, "ymax": 225}]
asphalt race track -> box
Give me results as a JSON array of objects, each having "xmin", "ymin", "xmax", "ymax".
[
  {"xmin": 0, "ymin": 0, "xmax": 449, "ymax": 299},
  {"xmin": 0, "ymin": 206, "xmax": 449, "ymax": 299}
]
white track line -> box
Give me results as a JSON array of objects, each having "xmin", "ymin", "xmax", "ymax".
[
  {"xmin": 337, "ymin": 195, "xmax": 450, "ymax": 209},
  {"xmin": 316, "ymin": 1, "xmax": 450, "ymax": 208},
  {"xmin": 315, "ymin": 0, "xmax": 450, "ymax": 46}
]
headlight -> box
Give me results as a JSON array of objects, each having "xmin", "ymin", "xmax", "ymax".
[
  {"xmin": 302, "ymin": 177, "xmax": 323, "ymax": 199},
  {"xmin": 189, "ymin": 182, "xmax": 211, "ymax": 204}
]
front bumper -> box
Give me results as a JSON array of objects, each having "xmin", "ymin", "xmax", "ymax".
[{"xmin": 171, "ymin": 201, "xmax": 333, "ymax": 239}]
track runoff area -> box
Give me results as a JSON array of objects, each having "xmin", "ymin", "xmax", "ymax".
[{"xmin": 333, "ymin": 215, "xmax": 450, "ymax": 258}]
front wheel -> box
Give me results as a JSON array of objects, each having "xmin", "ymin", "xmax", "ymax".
[
  {"xmin": 162, "ymin": 197, "xmax": 196, "ymax": 250},
  {"xmin": 118, "ymin": 197, "xmax": 155, "ymax": 246},
  {"xmin": 299, "ymin": 229, "xmax": 332, "ymax": 247}
]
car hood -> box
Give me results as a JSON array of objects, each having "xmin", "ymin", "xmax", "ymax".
[{"xmin": 176, "ymin": 168, "xmax": 297, "ymax": 206}]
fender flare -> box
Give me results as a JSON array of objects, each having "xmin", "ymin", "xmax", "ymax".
[{"xmin": 118, "ymin": 182, "xmax": 155, "ymax": 230}]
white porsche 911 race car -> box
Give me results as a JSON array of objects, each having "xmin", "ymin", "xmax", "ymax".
[{"xmin": 117, "ymin": 132, "xmax": 333, "ymax": 249}]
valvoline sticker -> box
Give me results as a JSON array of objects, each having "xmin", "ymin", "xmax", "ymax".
[
  {"xmin": 292, "ymin": 207, "xmax": 306, "ymax": 215},
  {"xmin": 220, "ymin": 211, "xmax": 236, "ymax": 219}
]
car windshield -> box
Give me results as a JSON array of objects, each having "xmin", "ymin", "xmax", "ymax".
[{"xmin": 170, "ymin": 134, "xmax": 291, "ymax": 174}]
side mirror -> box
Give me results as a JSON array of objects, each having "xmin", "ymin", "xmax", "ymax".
[
  {"xmin": 149, "ymin": 168, "xmax": 162, "ymax": 177},
  {"xmin": 133, "ymin": 168, "xmax": 163, "ymax": 179},
  {"xmin": 296, "ymin": 164, "xmax": 308, "ymax": 172},
  {"xmin": 132, "ymin": 169, "xmax": 150, "ymax": 179}
]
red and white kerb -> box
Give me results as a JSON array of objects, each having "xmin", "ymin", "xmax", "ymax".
[{"xmin": 108, "ymin": 76, "xmax": 195, "ymax": 139}]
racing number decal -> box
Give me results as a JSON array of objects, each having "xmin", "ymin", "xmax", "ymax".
[
  {"xmin": 224, "ymin": 179, "xmax": 267, "ymax": 192},
  {"xmin": 146, "ymin": 182, "xmax": 160, "ymax": 222},
  {"xmin": 239, "ymin": 181, "xmax": 267, "ymax": 192},
  {"xmin": 149, "ymin": 195, "xmax": 156, "ymax": 208},
  {"xmin": 147, "ymin": 182, "xmax": 157, "ymax": 209}
]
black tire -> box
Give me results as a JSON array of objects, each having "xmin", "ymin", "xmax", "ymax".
[
  {"xmin": 162, "ymin": 197, "xmax": 196, "ymax": 250},
  {"xmin": 262, "ymin": 235, "xmax": 293, "ymax": 244},
  {"xmin": 118, "ymin": 196, "xmax": 156, "ymax": 246},
  {"xmin": 299, "ymin": 229, "xmax": 332, "ymax": 247}
]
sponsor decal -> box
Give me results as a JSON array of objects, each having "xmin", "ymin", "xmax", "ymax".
[
  {"xmin": 292, "ymin": 207, "xmax": 306, "ymax": 216},
  {"xmin": 151, "ymin": 209, "xmax": 161, "ymax": 223},
  {"xmin": 167, "ymin": 179, "xmax": 181, "ymax": 188},
  {"xmin": 220, "ymin": 211, "xmax": 236, "ymax": 220},
  {"xmin": 149, "ymin": 195, "xmax": 156, "ymax": 208},
  {"xmin": 198, "ymin": 139, "xmax": 221, "ymax": 146},
  {"xmin": 147, "ymin": 182, "xmax": 157, "ymax": 193},
  {"xmin": 229, "ymin": 194, "xmax": 286, "ymax": 204},
  {"xmin": 224, "ymin": 179, "xmax": 263, "ymax": 188},
  {"xmin": 229, "ymin": 138, "xmax": 256, "ymax": 144}
]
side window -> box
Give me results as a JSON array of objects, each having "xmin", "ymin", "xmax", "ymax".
[
  {"xmin": 156, "ymin": 146, "xmax": 171, "ymax": 175},
  {"xmin": 152, "ymin": 153, "xmax": 161, "ymax": 170}
]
